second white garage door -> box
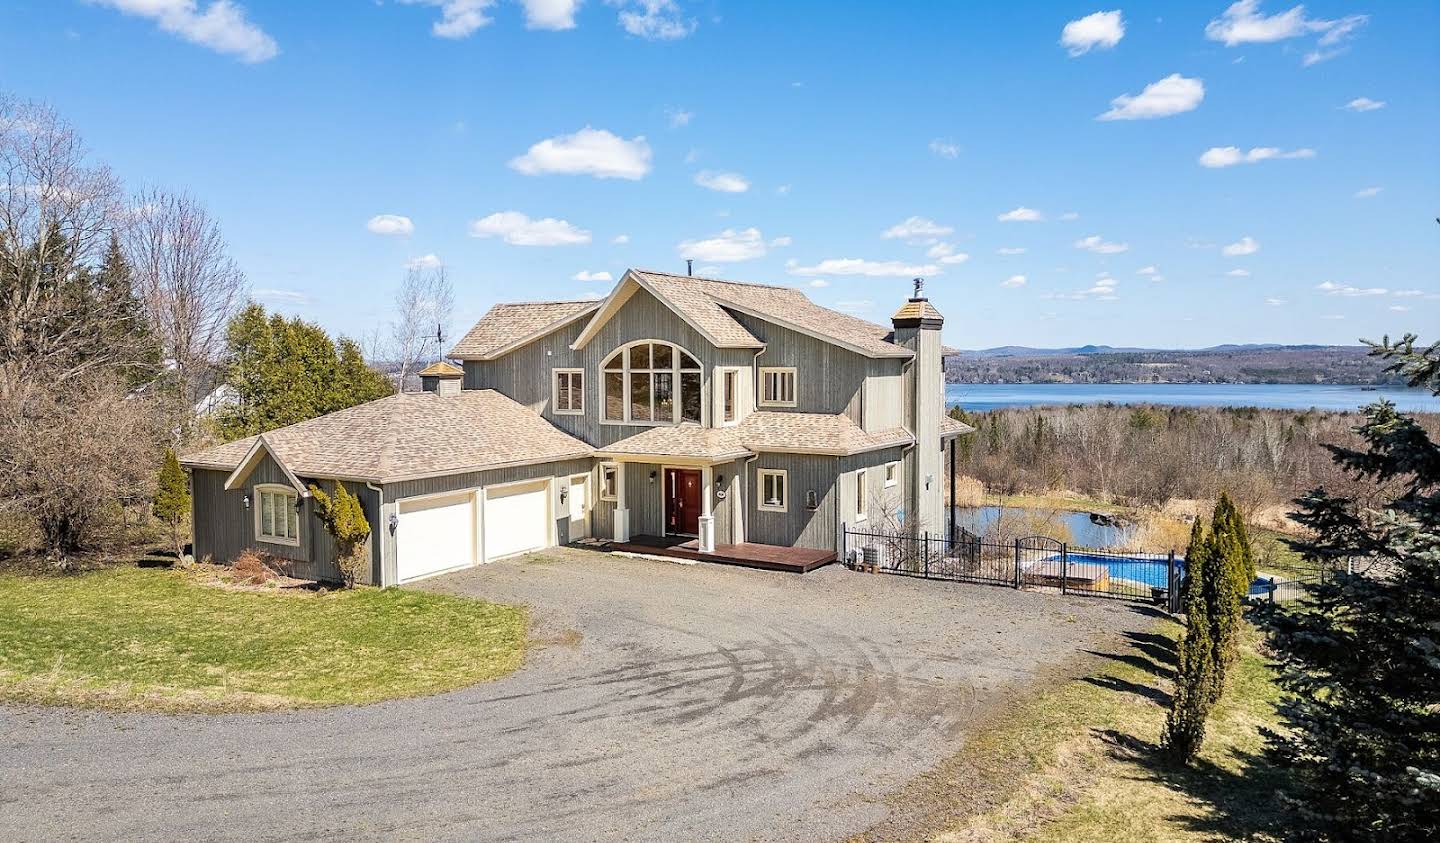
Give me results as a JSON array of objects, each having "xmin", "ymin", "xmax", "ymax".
[
  {"xmin": 483, "ymin": 479, "xmax": 551, "ymax": 560},
  {"xmin": 396, "ymin": 491, "xmax": 475, "ymax": 583}
]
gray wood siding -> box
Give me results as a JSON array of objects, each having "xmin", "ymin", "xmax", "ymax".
[
  {"xmin": 189, "ymin": 456, "xmax": 380, "ymax": 585},
  {"xmin": 746, "ymin": 453, "xmax": 838, "ymax": 550},
  {"xmin": 463, "ymin": 288, "xmax": 755, "ymax": 447},
  {"xmin": 729, "ymin": 311, "xmax": 870, "ymax": 419},
  {"xmin": 624, "ymin": 461, "xmax": 662, "ymax": 536}
]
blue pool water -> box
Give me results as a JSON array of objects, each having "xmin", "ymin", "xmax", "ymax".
[{"xmin": 1057, "ymin": 552, "xmax": 1178, "ymax": 590}]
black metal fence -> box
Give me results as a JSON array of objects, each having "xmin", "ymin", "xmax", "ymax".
[{"xmin": 841, "ymin": 526, "xmax": 1181, "ymax": 609}]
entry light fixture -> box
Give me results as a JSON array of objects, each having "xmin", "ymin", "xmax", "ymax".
[
  {"xmin": 388, "ymin": 513, "xmax": 399, "ymax": 535},
  {"xmin": 648, "ymin": 471, "xmax": 657, "ymax": 484},
  {"xmin": 242, "ymin": 494, "xmax": 251, "ymax": 510}
]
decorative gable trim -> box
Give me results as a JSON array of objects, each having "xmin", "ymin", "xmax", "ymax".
[
  {"xmin": 571, "ymin": 270, "xmax": 760, "ymax": 352},
  {"xmin": 223, "ymin": 436, "xmax": 310, "ymax": 497}
]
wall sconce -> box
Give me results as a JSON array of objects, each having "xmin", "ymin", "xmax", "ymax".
[
  {"xmin": 805, "ymin": 489, "xmax": 818, "ymax": 510},
  {"xmin": 559, "ymin": 486, "xmax": 568, "ymax": 505},
  {"xmin": 648, "ymin": 471, "xmax": 657, "ymax": 484},
  {"xmin": 715, "ymin": 473, "xmax": 725, "ymax": 488},
  {"xmin": 388, "ymin": 513, "xmax": 398, "ymax": 535},
  {"xmin": 242, "ymin": 494, "xmax": 251, "ymax": 510},
  {"xmin": 925, "ymin": 473, "xmax": 934, "ymax": 490},
  {"xmin": 294, "ymin": 497, "xmax": 304, "ymax": 513}
]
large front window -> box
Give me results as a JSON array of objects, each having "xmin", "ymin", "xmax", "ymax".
[
  {"xmin": 255, "ymin": 485, "xmax": 300, "ymax": 546},
  {"xmin": 602, "ymin": 341, "xmax": 702, "ymax": 425}
]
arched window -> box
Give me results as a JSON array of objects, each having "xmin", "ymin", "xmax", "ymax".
[{"xmin": 602, "ymin": 341, "xmax": 703, "ymax": 425}]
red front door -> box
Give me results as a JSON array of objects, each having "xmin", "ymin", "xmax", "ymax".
[{"xmin": 664, "ymin": 469, "xmax": 702, "ymax": 536}]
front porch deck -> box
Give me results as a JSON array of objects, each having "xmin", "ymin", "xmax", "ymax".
[{"xmin": 592, "ymin": 535, "xmax": 836, "ymax": 574}]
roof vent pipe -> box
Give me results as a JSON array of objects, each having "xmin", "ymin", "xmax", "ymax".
[
  {"xmin": 912, "ymin": 277, "xmax": 925, "ymax": 300},
  {"xmin": 686, "ymin": 259, "xmax": 693, "ymax": 277}
]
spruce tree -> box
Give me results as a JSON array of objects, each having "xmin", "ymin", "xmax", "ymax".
[
  {"xmin": 1165, "ymin": 519, "xmax": 1217, "ymax": 763},
  {"xmin": 1256, "ymin": 334, "xmax": 1440, "ymax": 839},
  {"xmin": 151, "ymin": 448, "xmax": 190, "ymax": 559}
]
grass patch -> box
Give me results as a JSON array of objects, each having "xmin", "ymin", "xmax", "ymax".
[
  {"xmin": 0, "ymin": 566, "xmax": 527, "ymax": 713},
  {"xmin": 860, "ymin": 617, "xmax": 1293, "ymax": 842}
]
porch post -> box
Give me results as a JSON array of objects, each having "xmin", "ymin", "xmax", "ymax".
[
  {"xmin": 698, "ymin": 464, "xmax": 716, "ymax": 552},
  {"xmin": 948, "ymin": 438, "xmax": 956, "ymax": 547},
  {"xmin": 614, "ymin": 462, "xmax": 630, "ymax": 542}
]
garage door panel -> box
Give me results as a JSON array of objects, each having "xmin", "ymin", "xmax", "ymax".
[
  {"xmin": 483, "ymin": 480, "xmax": 549, "ymax": 560},
  {"xmin": 397, "ymin": 491, "xmax": 475, "ymax": 582}
]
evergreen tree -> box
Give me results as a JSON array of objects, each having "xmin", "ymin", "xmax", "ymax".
[
  {"xmin": 1206, "ymin": 493, "xmax": 1253, "ymax": 683},
  {"xmin": 309, "ymin": 481, "xmax": 371, "ymax": 588},
  {"xmin": 93, "ymin": 233, "xmax": 161, "ymax": 387},
  {"xmin": 1165, "ymin": 519, "xmax": 1218, "ymax": 763},
  {"xmin": 335, "ymin": 337, "xmax": 392, "ymax": 406},
  {"xmin": 151, "ymin": 448, "xmax": 190, "ymax": 559},
  {"xmin": 1256, "ymin": 334, "xmax": 1440, "ymax": 840}
]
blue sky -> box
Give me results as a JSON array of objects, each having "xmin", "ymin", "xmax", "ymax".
[{"xmin": 2, "ymin": 1, "xmax": 1437, "ymax": 350}]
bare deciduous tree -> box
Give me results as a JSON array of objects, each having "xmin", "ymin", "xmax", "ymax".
[
  {"xmin": 125, "ymin": 187, "xmax": 247, "ymax": 406},
  {"xmin": 388, "ymin": 264, "xmax": 454, "ymax": 391}
]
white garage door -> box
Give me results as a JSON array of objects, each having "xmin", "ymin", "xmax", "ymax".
[
  {"xmin": 396, "ymin": 491, "xmax": 475, "ymax": 583},
  {"xmin": 484, "ymin": 480, "xmax": 550, "ymax": 560}
]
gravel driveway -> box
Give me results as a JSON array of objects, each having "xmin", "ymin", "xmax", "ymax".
[{"xmin": 0, "ymin": 549, "xmax": 1146, "ymax": 842}]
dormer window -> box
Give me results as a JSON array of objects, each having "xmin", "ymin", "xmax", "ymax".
[{"xmin": 602, "ymin": 341, "xmax": 703, "ymax": 425}]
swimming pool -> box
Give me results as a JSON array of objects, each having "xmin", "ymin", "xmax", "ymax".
[{"xmin": 1042, "ymin": 552, "xmax": 1180, "ymax": 590}]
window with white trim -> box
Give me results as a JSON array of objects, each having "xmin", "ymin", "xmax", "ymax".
[
  {"xmin": 759, "ymin": 367, "xmax": 797, "ymax": 407},
  {"xmin": 722, "ymin": 369, "xmax": 737, "ymax": 423},
  {"xmin": 854, "ymin": 469, "xmax": 868, "ymax": 522},
  {"xmin": 255, "ymin": 485, "xmax": 300, "ymax": 545},
  {"xmin": 599, "ymin": 463, "xmax": 619, "ymax": 501},
  {"xmin": 601, "ymin": 341, "xmax": 702, "ymax": 425},
  {"xmin": 884, "ymin": 461, "xmax": 899, "ymax": 488},
  {"xmin": 553, "ymin": 369, "xmax": 584, "ymax": 415},
  {"xmin": 758, "ymin": 469, "xmax": 787, "ymax": 512}
]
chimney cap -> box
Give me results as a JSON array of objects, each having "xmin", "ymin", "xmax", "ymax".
[{"xmin": 912, "ymin": 277, "xmax": 925, "ymax": 300}]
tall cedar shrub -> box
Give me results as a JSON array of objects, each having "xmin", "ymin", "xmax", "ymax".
[
  {"xmin": 309, "ymin": 482, "xmax": 370, "ymax": 588},
  {"xmin": 1164, "ymin": 519, "xmax": 1218, "ymax": 763},
  {"xmin": 151, "ymin": 448, "xmax": 190, "ymax": 559},
  {"xmin": 1207, "ymin": 493, "xmax": 1253, "ymax": 686},
  {"xmin": 1255, "ymin": 335, "xmax": 1440, "ymax": 839}
]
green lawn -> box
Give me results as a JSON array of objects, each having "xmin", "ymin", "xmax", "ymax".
[
  {"xmin": 0, "ymin": 566, "xmax": 527, "ymax": 712},
  {"xmin": 887, "ymin": 619, "xmax": 1293, "ymax": 842}
]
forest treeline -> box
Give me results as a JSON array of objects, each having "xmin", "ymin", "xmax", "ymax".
[
  {"xmin": 945, "ymin": 345, "xmax": 1393, "ymax": 385},
  {"xmin": 949, "ymin": 402, "xmax": 1440, "ymax": 517}
]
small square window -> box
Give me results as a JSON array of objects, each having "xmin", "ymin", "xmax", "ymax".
[
  {"xmin": 884, "ymin": 462, "xmax": 898, "ymax": 488},
  {"xmin": 599, "ymin": 464, "xmax": 619, "ymax": 501},
  {"xmin": 758, "ymin": 469, "xmax": 787, "ymax": 512},
  {"xmin": 759, "ymin": 367, "xmax": 796, "ymax": 407},
  {"xmin": 553, "ymin": 369, "xmax": 584, "ymax": 415}
]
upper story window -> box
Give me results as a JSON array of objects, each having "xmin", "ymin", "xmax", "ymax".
[
  {"xmin": 602, "ymin": 341, "xmax": 703, "ymax": 425},
  {"xmin": 722, "ymin": 370, "xmax": 737, "ymax": 423},
  {"xmin": 553, "ymin": 369, "xmax": 584, "ymax": 415},
  {"xmin": 255, "ymin": 485, "xmax": 300, "ymax": 546},
  {"xmin": 759, "ymin": 367, "xmax": 797, "ymax": 407}
]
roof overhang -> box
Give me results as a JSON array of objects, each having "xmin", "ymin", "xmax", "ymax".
[
  {"xmin": 451, "ymin": 303, "xmax": 602, "ymax": 361},
  {"xmin": 709, "ymin": 299, "xmax": 912, "ymax": 360},
  {"xmin": 223, "ymin": 436, "xmax": 310, "ymax": 497}
]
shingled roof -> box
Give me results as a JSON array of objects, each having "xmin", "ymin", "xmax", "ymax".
[
  {"xmin": 597, "ymin": 411, "xmax": 917, "ymax": 460},
  {"xmin": 450, "ymin": 299, "xmax": 600, "ymax": 360},
  {"xmin": 180, "ymin": 390, "xmax": 592, "ymax": 484}
]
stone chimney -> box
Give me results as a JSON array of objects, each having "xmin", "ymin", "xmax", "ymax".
[
  {"xmin": 418, "ymin": 361, "xmax": 463, "ymax": 396},
  {"xmin": 891, "ymin": 278, "xmax": 944, "ymax": 535}
]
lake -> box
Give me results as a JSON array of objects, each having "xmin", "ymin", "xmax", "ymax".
[{"xmin": 946, "ymin": 383, "xmax": 1438, "ymax": 413}]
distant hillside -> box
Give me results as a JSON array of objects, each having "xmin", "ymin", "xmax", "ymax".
[{"xmin": 945, "ymin": 344, "xmax": 1395, "ymax": 385}]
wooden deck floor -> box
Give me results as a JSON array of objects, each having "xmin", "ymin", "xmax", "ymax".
[{"xmin": 598, "ymin": 535, "xmax": 836, "ymax": 574}]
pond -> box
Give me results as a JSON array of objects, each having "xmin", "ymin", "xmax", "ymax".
[{"xmin": 951, "ymin": 505, "xmax": 1136, "ymax": 548}]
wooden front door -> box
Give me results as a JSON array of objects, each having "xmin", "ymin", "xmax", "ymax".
[{"xmin": 664, "ymin": 468, "xmax": 702, "ymax": 536}]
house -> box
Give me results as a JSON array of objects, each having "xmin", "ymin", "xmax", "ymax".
[{"xmin": 181, "ymin": 269, "xmax": 972, "ymax": 586}]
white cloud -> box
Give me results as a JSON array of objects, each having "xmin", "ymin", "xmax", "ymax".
[
  {"xmin": 1354, "ymin": 186, "xmax": 1382, "ymax": 198},
  {"xmin": 775, "ymin": 184, "xmax": 792, "ymax": 196},
  {"xmin": 1137, "ymin": 265, "xmax": 1159, "ymax": 276},
  {"xmin": 1061, "ymin": 10, "xmax": 1125, "ymax": 56},
  {"xmin": 611, "ymin": 234, "xmax": 630, "ymax": 245},
  {"xmin": 519, "ymin": 0, "xmax": 579, "ymax": 29},
  {"xmin": 1390, "ymin": 305, "xmax": 1413, "ymax": 313},
  {"xmin": 469, "ymin": 211, "xmax": 591, "ymax": 246},
  {"xmin": 367, "ymin": 214, "xmax": 414, "ymax": 236},
  {"xmin": 666, "ymin": 107, "xmax": 692, "ymax": 128},
  {"xmin": 1204, "ymin": 1, "xmax": 1367, "ymax": 64},
  {"xmin": 807, "ymin": 279, "xmax": 830, "ymax": 288},
  {"xmin": 1393, "ymin": 290, "xmax": 1429, "ymax": 298},
  {"xmin": 406, "ymin": 253, "xmax": 443, "ymax": 270},
  {"xmin": 572, "ymin": 270, "xmax": 613, "ymax": 282},
  {"xmin": 769, "ymin": 235, "xmax": 793, "ymax": 248},
  {"xmin": 92, "ymin": 0, "xmax": 278, "ymax": 62},
  {"xmin": 1343, "ymin": 97, "xmax": 1386, "ymax": 112},
  {"xmin": 1098, "ymin": 74, "xmax": 1204, "ymax": 121},
  {"xmin": 1074, "ymin": 234, "xmax": 1129, "ymax": 255},
  {"xmin": 509, "ymin": 127, "xmax": 652, "ymax": 180},
  {"xmin": 676, "ymin": 227, "xmax": 767, "ymax": 262},
  {"xmin": 786, "ymin": 258, "xmax": 940, "ymax": 278},
  {"xmin": 998, "ymin": 206, "xmax": 1043, "ymax": 222},
  {"xmin": 1059, "ymin": 211, "xmax": 1081, "ymax": 221},
  {"xmin": 398, "ymin": 0, "xmax": 495, "ymax": 39},
  {"xmin": 1222, "ymin": 236, "xmax": 1260, "ymax": 256},
  {"xmin": 884, "ymin": 216, "xmax": 954, "ymax": 240},
  {"xmin": 997, "ymin": 247, "xmax": 1026, "ymax": 255},
  {"xmin": 1046, "ymin": 277, "xmax": 1119, "ymax": 301},
  {"xmin": 612, "ymin": 0, "xmax": 695, "ymax": 40},
  {"xmin": 254, "ymin": 287, "xmax": 307, "ymax": 304},
  {"xmin": 1198, "ymin": 146, "xmax": 1315, "ymax": 168},
  {"xmin": 693, "ymin": 170, "xmax": 750, "ymax": 193},
  {"xmin": 928, "ymin": 138, "xmax": 960, "ymax": 159},
  {"xmin": 1266, "ymin": 297, "xmax": 1287, "ymax": 306},
  {"xmin": 939, "ymin": 253, "xmax": 969, "ymax": 265},
  {"xmin": 1317, "ymin": 281, "xmax": 1387, "ymax": 297},
  {"xmin": 1001, "ymin": 274, "xmax": 1027, "ymax": 288},
  {"xmin": 1226, "ymin": 268, "xmax": 1251, "ymax": 277}
]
